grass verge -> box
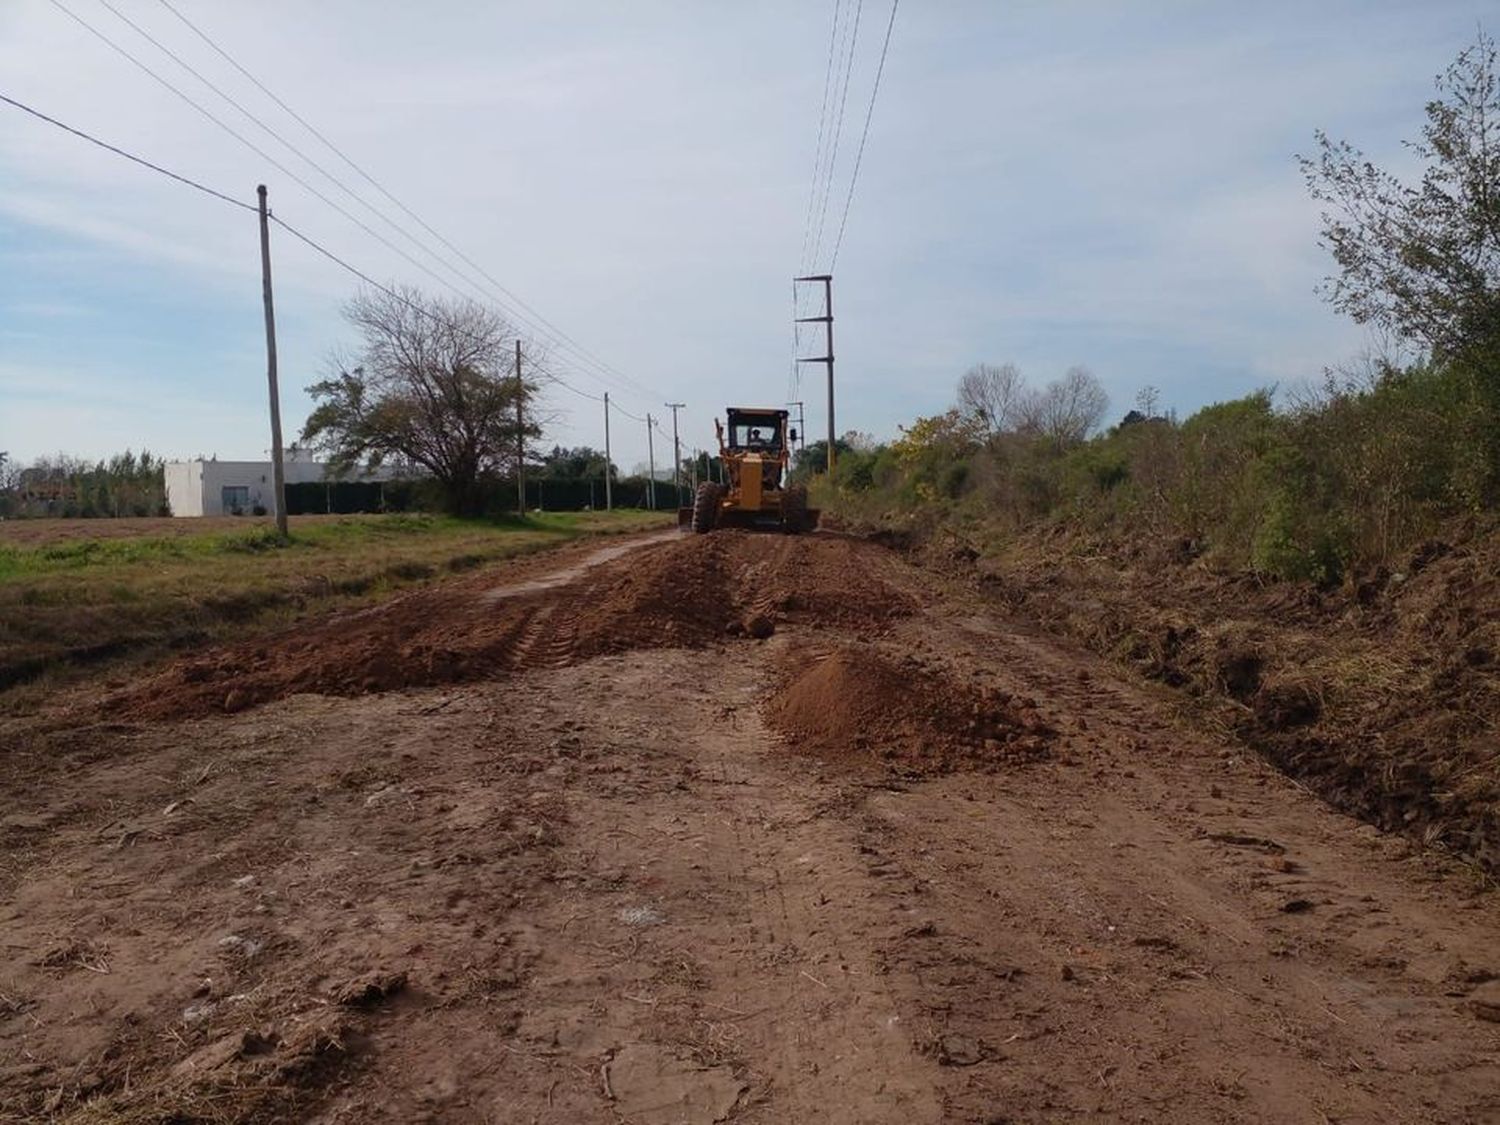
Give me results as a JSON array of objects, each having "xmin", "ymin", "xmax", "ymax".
[{"xmin": 0, "ymin": 510, "xmax": 671, "ymax": 709}]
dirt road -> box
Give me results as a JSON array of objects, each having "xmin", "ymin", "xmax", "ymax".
[{"xmin": 3, "ymin": 530, "xmax": 1497, "ymax": 1123}]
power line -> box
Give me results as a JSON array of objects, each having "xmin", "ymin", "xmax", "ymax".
[
  {"xmin": 47, "ymin": 1, "xmax": 487, "ymax": 306},
  {"xmin": 799, "ymin": 0, "xmax": 844, "ymax": 273},
  {"xmin": 269, "ymin": 214, "xmax": 612, "ymax": 411},
  {"xmin": 0, "ymin": 84, "xmax": 470, "ymax": 352},
  {"xmin": 0, "ymin": 90, "xmax": 252, "ymax": 211},
  {"xmin": 611, "ymin": 401, "xmax": 647, "ymax": 423},
  {"xmin": 831, "ymin": 0, "xmax": 900, "ymax": 271},
  {"xmin": 810, "ymin": 0, "xmax": 864, "ymax": 270},
  {"xmin": 93, "ymin": 0, "xmax": 507, "ymax": 302},
  {"xmin": 53, "ymin": 0, "xmax": 666, "ymax": 409},
  {"xmin": 3, "ymin": 84, "xmax": 633, "ymax": 428},
  {"xmin": 149, "ymin": 0, "xmax": 669, "ymax": 407}
]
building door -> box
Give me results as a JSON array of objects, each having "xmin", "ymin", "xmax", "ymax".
[{"xmin": 221, "ymin": 485, "xmax": 250, "ymax": 514}]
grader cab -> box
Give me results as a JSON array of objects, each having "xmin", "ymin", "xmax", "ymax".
[{"xmin": 679, "ymin": 407, "xmax": 818, "ymax": 534}]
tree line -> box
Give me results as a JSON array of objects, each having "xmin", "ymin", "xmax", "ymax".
[{"xmin": 0, "ymin": 450, "xmax": 168, "ymax": 520}]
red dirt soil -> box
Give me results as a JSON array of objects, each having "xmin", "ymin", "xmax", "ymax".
[
  {"xmin": 907, "ymin": 519, "xmax": 1500, "ymax": 874},
  {"xmin": 110, "ymin": 531, "xmax": 916, "ymax": 721},
  {"xmin": 767, "ymin": 644, "xmax": 1053, "ymax": 774},
  {"xmin": 5, "ymin": 528, "xmax": 1499, "ymax": 1123}
]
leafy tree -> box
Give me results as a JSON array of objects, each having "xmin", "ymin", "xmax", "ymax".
[
  {"xmin": 302, "ymin": 286, "xmax": 541, "ymax": 516},
  {"xmin": 791, "ymin": 436, "xmax": 854, "ymax": 479},
  {"xmin": 1301, "ymin": 31, "xmax": 1500, "ymax": 365},
  {"xmin": 539, "ymin": 445, "xmax": 614, "ymax": 481}
]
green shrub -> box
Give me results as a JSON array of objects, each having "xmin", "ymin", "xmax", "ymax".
[{"xmin": 820, "ymin": 358, "xmax": 1497, "ymax": 583}]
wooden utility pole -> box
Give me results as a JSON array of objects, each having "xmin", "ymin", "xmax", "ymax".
[
  {"xmin": 514, "ymin": 339, "xmax": 525, "ymax": 516},
  {"xmin": 646, "ymin": 414, "xmax": 656, "ymax": 510},
  {"xmin": 794, "ymin": 274, "xmax": 835, "ymax": 473},
  {"xmin": 257, "ymin": 185, "xmax": 288, "ymax": 537},
  {"xmin": 665, "ymin": 402, "xmax": 685, "ymax": 507},
  {"xmin": 603, "ymin": 392, "xmax": 613, "ymax": 511}
]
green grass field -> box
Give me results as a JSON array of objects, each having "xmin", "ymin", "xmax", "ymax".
[{"xmin": 0, "ymin": 510, "xmax": 671, "ymax": 707}]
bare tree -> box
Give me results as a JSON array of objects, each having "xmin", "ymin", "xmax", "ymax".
[
  {"xmin": 301, "ymin": 285, "xmax": 541, "ymax": 516},
  {"xmin": 957, "ymin": 362, "xmax": 1028, "ymax": 434},
  {"xmin": 1135, "ymin": 385, "xmax": 1161, "ymax": 419},
  {"xmin": 1024, "ymin": 365, "xmax": 1110, "ymax": 447}
]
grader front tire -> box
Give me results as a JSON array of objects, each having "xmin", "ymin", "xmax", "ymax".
[{"xmin": 691, "ymin": 482, "xmax": 724, "ymax": 534}]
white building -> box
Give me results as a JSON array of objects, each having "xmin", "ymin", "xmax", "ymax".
[{"xmin": 163, "ymin": 456, "xmax": 398, "ymax": 517}]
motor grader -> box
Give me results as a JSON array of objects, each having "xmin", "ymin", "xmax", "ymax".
[{"xmin": 679, "ymin": 407, "xmax": 818, "ymax": 534}]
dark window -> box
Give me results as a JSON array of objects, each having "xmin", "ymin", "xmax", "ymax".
[{"xmin": 729, "ymin": 417, "xmax": 783, "ymax": 450}]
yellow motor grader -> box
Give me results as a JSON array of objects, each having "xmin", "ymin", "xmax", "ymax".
[{"xmin": 679, "ymin": 407, "xmax": 817, "ymax": 534}]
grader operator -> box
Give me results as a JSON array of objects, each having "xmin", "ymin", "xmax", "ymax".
[{"xmin": 679, "ymin": 407, "xmax": 817, "ymax": 534}]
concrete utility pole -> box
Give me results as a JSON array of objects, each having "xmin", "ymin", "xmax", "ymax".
[
  {"xmin": 603, "ymin": 392, "xmax": 613, "ymax": 511},
  {"xmin": 257, "ymin": 185, "xmax": 288, "ymax": 537},
  {"xmin": 665, "ymin": 402, "xmax": 685, "ymax": 507},
  {"xmin": 795, "ymin": 274, "xmax": 835, "ymax": 473},
  {"xmin": 646, "ymin": 414, "xmax": 656, "ymax": 510},
  {"xmin": 514, "ymin": 339, "xmax": 525, "ymax": 516}
]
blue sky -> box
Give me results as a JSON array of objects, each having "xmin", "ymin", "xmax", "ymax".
[{"xmin": 0, "ymin": 1, "xmax": 1490, "ymax": 471}]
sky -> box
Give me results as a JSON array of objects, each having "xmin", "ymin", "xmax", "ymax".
[{"xmin": 0, "ymin": 0, "xmax": 1491, "ymax": 473}]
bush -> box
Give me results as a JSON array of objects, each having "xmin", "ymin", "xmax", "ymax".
[{"xmin": 823, "ymin": 357, "xmax": 1498, "ymax": 584}]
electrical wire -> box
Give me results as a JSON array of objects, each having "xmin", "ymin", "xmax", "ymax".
[
  {"xmin": 798, "ymin": 0, "xmax": 843, "ymax": 274},
  {"xmin": 2, "ymin": 88, "xmax": 658, "ymax": 462},
  {"xmin": 788, "ymin": 276, "xmax": 802, "ymax": 403},
  {"xmin": 94, "ymin": 0, "xmax": 508, "ymax": 302},
  {"xmin": 56, "ymin": 0, "xmax": 665, "ymax": 408},
  {"xmin": 830, "ymin": 0, "xmax": 899, "ymax": 271},
  {"xmin": 0, "ymin": 84, "xmax": 480, "ymax": 364},
  {"xmin": 47, "ymin": 0, "xmax": 492, "ymax": 309},
  {"xmin": 810, "ymin": 0, "xmax": 864, "ymax": 270},
  {"xmin": 17, "ymin": 15, "xmax": 669, "ymax": 437},
  {"xmin": 611, "ymin": 401, "xmax": 647, "ymax": 423},
  {"xmin": 149, "ymin": 0, "xmax": 668, "ymax": 406},
  {"xmin": 269, "ymin": 213, "xmax": 606, "ymax": 403},
  {"xmin": 0, "ymin": 90, "xmax": 252, "ymax": 211}
]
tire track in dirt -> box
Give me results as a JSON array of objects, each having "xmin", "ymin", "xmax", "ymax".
[{"xmin": 503, "ymin": 652, "xmax": 944, "ymax": 1123}]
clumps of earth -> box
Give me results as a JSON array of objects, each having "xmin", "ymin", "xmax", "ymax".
[{"xmin": 765, "ymin": 644, "xmax": 1054, "ymax": 775}]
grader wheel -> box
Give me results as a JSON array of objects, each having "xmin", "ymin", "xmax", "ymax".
[
  {"xmin": 781, "ymin": 485, "xmax": 809, "ymax": 535},
  {"xmin": 691, "ymin": 482, "xmax": 724, "ymax": 534}
]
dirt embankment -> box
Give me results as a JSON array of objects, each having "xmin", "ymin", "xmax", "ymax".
[
  {"xmin": 888, "ymin": 517, "xmax": 1500, "ymax": 873},
  {"xmin": 110, "ymin": 531, "xmax": 916, "ymax": 722}
]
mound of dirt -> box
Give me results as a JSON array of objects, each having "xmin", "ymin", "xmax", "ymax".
[
  {"xmin": 765, "ymin": 645, "xmax": 1053, "ymax": 774},
  {"xmin": 564, "ymin": 532, "xmax": 742, "ymax": 655},
  {"xmin": 113, "ymin": 532, "xmax": 918, "ymax": 722}
]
